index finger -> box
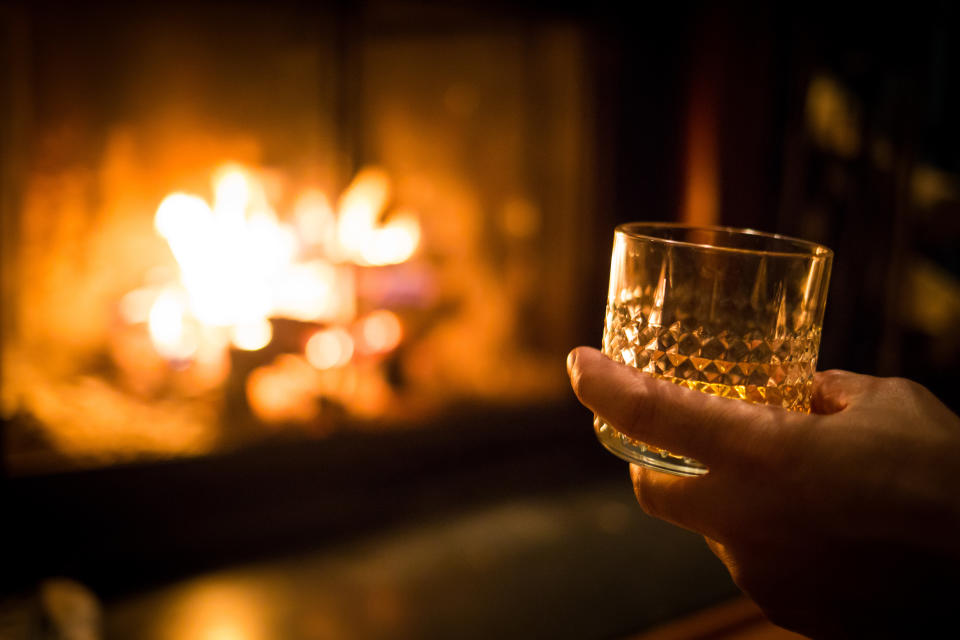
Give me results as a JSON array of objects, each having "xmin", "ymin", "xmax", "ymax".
[{"xmin": 567, "ymin": 346, "xmax": 795, "ymax": 465}]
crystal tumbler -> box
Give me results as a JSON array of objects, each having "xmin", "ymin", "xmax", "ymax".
[{"xmin": 595, "ymin": 223, "xmax": 833, "ymax": 476}]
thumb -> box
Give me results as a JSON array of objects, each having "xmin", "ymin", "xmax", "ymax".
[{"xmin": 568, "ymin": 346, "xmax": 799, "ymax": 466}]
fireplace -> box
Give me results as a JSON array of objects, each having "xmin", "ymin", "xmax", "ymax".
[
  {"xmin": 0, "ymin": 1, "xmax": 638, "ymax": 609},
  {"xmin": 1, "ymin": 2, "xmax": 601, "ymax": 476}
]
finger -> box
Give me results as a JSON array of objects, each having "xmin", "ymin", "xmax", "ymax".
[
  {"xmin": 811, "ymin": 369, "xmax": 880, "ymax": 414},
  {"xmin": 629, "ymin": 463, "xmax": 725, "ymax": 537},
  {"xmin": 569, "ymin": 346, "xmax": 790, "ymax": 464},
  {"xmin": 704, "ymin": 536, "xmax": 731, "ymax": 563}
]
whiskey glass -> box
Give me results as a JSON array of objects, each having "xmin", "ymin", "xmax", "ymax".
[{"xmin": 596, "ymin": 223, "xmax": 833, "ymax": 476}]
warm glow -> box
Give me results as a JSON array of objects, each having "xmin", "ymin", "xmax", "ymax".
[
  {"xmin": 231, "ymin": 319, "xmax": 273, "ymax": 351},
  {"xmin": 245, "ymin": 358, "xmax": 319, "ymax": 424},
  {"xmin": 682, "ymin": 57, "xmax": 719, "ymax": 226},
  {"xmin": 806, "ymin": 74, "xmax": 861, "ymax": 158},
  {"xmin": 357, "ymin": 310, "xmax": 403, "ymax": 354},
  {"xmin": 118, "ymin": 287, "xmax": 157, "ymax": 324},
  {"xmin": 359, "ymin": 210, "xmax": 421, "ymax": 267},
  {"xmin": 337, "ymin": 167, "xmax": 390, "ymax": 259},
  {"xmin": 148, "ymin": 164, "xmax": 419, "ymax": 361},
  {"xmin": 336, "ymin": 167, "xmax": 421, "ymax": 266},
  {"xmin": 148, "ymin": 289, "xmax": 197, "ymax": 360},
  {"xmin": 155, "ymin": 193, "xmax": 213, "ymax": 243},
  {"xmin": 155, "ymin": 580, "xmax": 270, "ymax": 640},
  {"xmin": 150, "ymin": 167, "xmax": 295, "ymax": 358},
  {"xmin": 140, "ymin": 163, "xmax": 417, "ymax": 422},
  {"xmin": 271, "ymin": 261, "xmax": 355, "ymax": 323},
  {"xmin": 305, "ymin": 328, "xmax": 354, "ymax": 369},
  {"xmin": 294, "ymin": 189, "xmax": 338, "ymax": 257},
  {"xmin": 213, "ymin": 167, "xmax": 251, "ymax": 220}
]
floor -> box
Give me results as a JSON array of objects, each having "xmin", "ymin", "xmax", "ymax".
[
  {"xmin": 103, "ymin": 481, "xmax": 741, "ymax": 639},
  {"xmin": 3, "ymin": 480, "xmax": 754, "ymax": 639}
]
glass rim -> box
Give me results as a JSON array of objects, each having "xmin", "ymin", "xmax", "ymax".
[{"xmin": 615, "ymin": 222, "xmax": 833, "ymax": 260}]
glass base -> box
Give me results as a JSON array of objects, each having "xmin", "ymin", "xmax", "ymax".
[{"xmin": 594, "ymin": 417, "xmax": 708, "ymax": 477}]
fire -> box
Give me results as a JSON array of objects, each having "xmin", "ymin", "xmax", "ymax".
[
  {"xmin": 152, "ymin": 168, "xmax": 298, "ymax": 330},
  {"xmin": 136, "ymin": 163, "xmax": 419, "ymax": 417},
  {"xmin": 271, "ymin": 261, "xmax": 355, "ymax": 324},
  {"xmin": 359, "ymin": 210, "xmax": 421, "ymax": 267},
  {"xmin": 356, "ymin": 310, "xmax": 403, "ymax": 354},
  {"xmin": 231, "ymin": 319, "xmax": 273, "ymax": 352},
  {"xmin": 336, "ymin": 168, "xmax": 421, "ymax": 266},
  {"xmin": 148, "ymin": 288, "xmax": 197, "ymax": 361}
]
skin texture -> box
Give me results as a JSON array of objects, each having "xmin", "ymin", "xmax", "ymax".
[{"xmin": 567, "ymin": 346, "xmax": 960, "ymax": 638}]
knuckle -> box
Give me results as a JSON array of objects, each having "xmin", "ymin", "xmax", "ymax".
[
  {"xmin": 885, "ymin": 376, "xmax": 916, "ymax": 394},
  {"xmin": 882, "ymin": 376, "xmax": 925, "ymax": 405}
]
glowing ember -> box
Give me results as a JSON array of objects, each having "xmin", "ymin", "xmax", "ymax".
[
  {"xmin": 245, "ymin": 357, "xmax": 319, "ymax": 424},
  {"xmin": 357, "ymin": 310, "xmax": 403, "ymax": 354},
  {"xmin": 305, "ymin": 328, "xmax": 354, "ymax": 370}
]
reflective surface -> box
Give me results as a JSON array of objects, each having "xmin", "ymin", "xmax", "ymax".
[{"xmin": 102, "ymin": 483, "xmax": 738, "ymax": 640}]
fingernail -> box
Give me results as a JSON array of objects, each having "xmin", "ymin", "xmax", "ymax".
[{"xmin": 566, "ymin": 349, "xmax": 578, "ymax": 375}]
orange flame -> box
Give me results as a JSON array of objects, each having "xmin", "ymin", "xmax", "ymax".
[
  {"xmin": 148, "ymin": 288, "xmax": 197, "ymax": 360},
  {"xmin": 336, "ymin": 168, "xmax": 421, "ymax": 266},
  {"xmin": 144, "ymin": 164, "xmax": 417, "ymax": 382}
]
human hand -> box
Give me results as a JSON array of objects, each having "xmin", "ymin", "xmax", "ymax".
[{"xmin": 567, "ymin": 346, "xmax": 960, "ymax": 638}]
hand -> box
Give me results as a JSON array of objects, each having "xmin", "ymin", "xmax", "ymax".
[{"xmin": 567, "ymin": 346, "xmax": 960, "ymax": 638}]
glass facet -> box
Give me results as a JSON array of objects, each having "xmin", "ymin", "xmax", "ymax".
[{"xmin": 596, "ymin": 223, "xmax": 833, "ymax": 476}]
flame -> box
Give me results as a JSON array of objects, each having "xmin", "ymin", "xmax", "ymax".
[
  {"xmin": 144, "ymin": 163, "xmax": 420, "ymax": 409},
  {"xmin": 155, "ymin": 193, "xmax": 212, "ymax": 242},
  {"xmin": 337, "ymin": 167, "xmax": 390, "ymax": 260},
  {"xmin": 336, "ymin": 168, "xmax": 421, "ymax": 266},
  {"xmin": 155, "ymin": 168, "xmax": 298, "ymax": 331},
  {"xmin": 118, "ymin": 287, "xmax": 158, "ymax": 324},
  {"xmin": 271, "ymin": 261, "xmax": 355, "ymax": 323},
  {"xmin": 212, "ymin": 166, "xmax": 251, "ymax": 220},
  {"xmin": 359, "ymin": 210, "xmax": 421, "ymax": 267},
  {"xmin": 231, "ymin": 319, "xmax": 273, "ymax": 352},
  {"xmin": 148, "ymin": 288, "xmax": 197, "ymax": 360},
  {"xmin": 293, "ymin": 189, "xmax": 338, "ymax": 257}
]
